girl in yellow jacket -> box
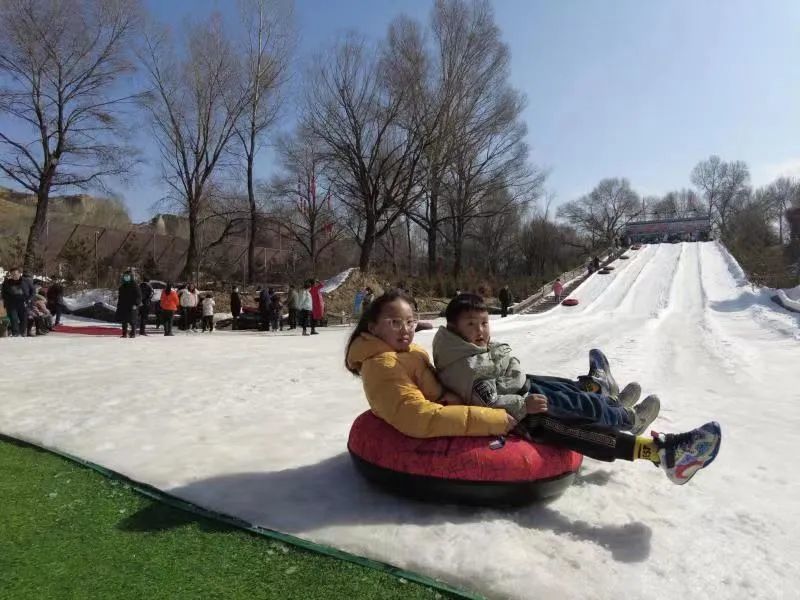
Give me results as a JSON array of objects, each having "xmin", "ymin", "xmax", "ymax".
[{"xmin": 345, "ymin": 290, "xmax": 513, "ymax": 438}]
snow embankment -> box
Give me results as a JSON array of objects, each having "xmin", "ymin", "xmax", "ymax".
[
  {"xmin": 62, "ymin": 289, "xmax": 117, "ymax": 312},
  {"xmin": 775, "ymin": 285, "xmax": 800, "ymax": 312},
  {"xmin": 322, "ymin": 268, "xmax": 356, "ymax": 294}
]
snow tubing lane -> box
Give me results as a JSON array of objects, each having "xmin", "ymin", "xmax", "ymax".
[
  {"xmin": 561, "ymin": 298, "xmax": 579, "ymax": 306},
  {"xmin": 348, "ymin": 411, "xmax": 582, "ymax": 506},
  {"xmin": 53, "ymin": 324, "xmax": 122, "ymax": 336}
]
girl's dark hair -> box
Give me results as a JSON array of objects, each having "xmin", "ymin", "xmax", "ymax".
[
  {"xmin": 165, "ymin": 282, "xmax": 173, "ymax": 293},
  {"xmin": 345, "ymin": 289, "xmax": 414, "ymax": 375},
  {"xmin": 444, "ymin": 293, "xmax": 488, "ymax": 323}
]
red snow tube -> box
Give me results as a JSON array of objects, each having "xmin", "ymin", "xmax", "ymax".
[
  {"xmin": 53, "ymin": 324, "xmax": 122, "ymax": 336},
  {"xmin": 561, "ymin": 298, "xmax": 579, "ymax": 306},
  {"xmin": 348, "ymin": 411, "xmax": 582, "ymax": 506}
]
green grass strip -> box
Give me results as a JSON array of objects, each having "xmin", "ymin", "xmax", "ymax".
[{"xmin": 0, "ymin": 433, "xmax": 483, "ymax": 600}]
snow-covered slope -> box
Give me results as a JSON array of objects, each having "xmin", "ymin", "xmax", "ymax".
[
  {"xmin": 1, "ymin": 242, "xmax": 799, "ymax": 600},
  {"xmin": 322, "ymin": 267, "xmax": 356, "ymax": 293}
]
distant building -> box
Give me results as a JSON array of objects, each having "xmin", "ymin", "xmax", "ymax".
[{"xmin": 623, "ymin": 215, "xmax": 712, "ymax": 244}]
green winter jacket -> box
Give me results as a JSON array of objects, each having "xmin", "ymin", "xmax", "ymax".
[{"xmin": 432, "ymin": 326, "xmax": 529, "ymax": 421}]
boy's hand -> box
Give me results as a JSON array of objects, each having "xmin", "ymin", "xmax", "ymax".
[
  {"xmin": 440, "ymin": 391, "xmax": 461, "ymax": 406},
  {"xmin": 526, "ymin": 394, "xmax": 548, "ymax": 414},
  {"xmin": 505, "ymin": 414, "xmax": 517, "ymax": 432}
]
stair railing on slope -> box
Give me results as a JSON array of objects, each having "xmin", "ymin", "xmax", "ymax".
[{"xmin": 513, "ymin": 247, "xmax": 625, "ymax": 314}]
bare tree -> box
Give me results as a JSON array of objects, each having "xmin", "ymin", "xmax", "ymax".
[
  {"xmin": 270, "ymin": 132, "xmax": 343, "ymax": 275},
  {"xmin": 469, "ymin": 188, "xmax": 523, "ymax": 276},
  {"xmin": 650, "ymin": 189, "xmax": 706, "ymax": 220},
  {"xmin": 139, "ymin": 15, "xmax": 250, "ymax": 279},
  {"xmin": 0, "ymin": 0, "xmax": 141, "ymax": 271},
  {"xmin": 302, "ymin": 36, "xmax": 427, "ymax": 272},
  {"xmin": 761, "ymin": 177, "xmax": 799, "ymax": 244},
  {"xmin": 691, "ymin": 155, "xmax": 750, "ymax": 239},
  {"xmin": 558, "ymin": 178, "xmax": 641, "ymax": 247},
  {"xmin": 235, "ymin": 0, "xmax": 292, "ymax": 283},
  {"xmin": 431, "ymin": 0, "xmax": 540, "ymax": 277}
]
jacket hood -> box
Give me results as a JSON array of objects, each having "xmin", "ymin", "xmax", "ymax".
[
  {"xmin": 346, "ymin": 332, "xmax": 425, "ymax": 372},
  {"xmin": 432, "ymin": 326, "xmax": 489, "ymax": 370}
]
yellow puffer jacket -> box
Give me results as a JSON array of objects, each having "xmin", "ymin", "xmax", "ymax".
[{"xmin": 346, "ymin": 333, "xmax": 508, "ymax": 438}]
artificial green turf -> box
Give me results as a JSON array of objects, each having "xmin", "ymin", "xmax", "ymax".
[{"xmin": 0, "ymin": 439, "xmax": 457, "ymax": 600}]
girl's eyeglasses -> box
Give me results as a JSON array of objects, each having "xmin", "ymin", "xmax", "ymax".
[{"xmin": 381, "ymin": 318, "xmax": 418, "ymax": 331}]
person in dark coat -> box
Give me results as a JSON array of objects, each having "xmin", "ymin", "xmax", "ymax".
[
  {"xmin": 269, "ymin": 290, "xmax": 283, "ymax": 332},
  {"xmin": 116, "ymin": 271, "xmax": 142, "ymax": 339},
  {"xmin": 258, "ymin": 286, "xmax": 271, "ymax": 331},
  {"xmin": 138, "ymin": 278, "xmax": 154, "ymax": 336},
  {"xmin": 1, "ymin": 267, "xmax": 33, "ymax": 337},
  {"xmin": 592, "ymin": 256, "xmax": 601, "ymax": 272},
  {"xmin": 230, "ymin": 286, "xmax": 242, "ymax": 330},
  {"xmin": 45, "ymin": 282, "xmax": 64, "ymax": 326},
  {"xmin": 498, "ymin": 285, "xmax": 512, "ymax": 318}
]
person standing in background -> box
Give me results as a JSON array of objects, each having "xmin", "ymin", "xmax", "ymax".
[
  {"xmin": 159, "ymin": 283, "xmax": 179, "ymax": 337},
  {"xmin": 138, "ymin": 278, "xmax": 154, "ymax": 336},
  {"xmin": 46, "ymin": 281, "xmax": 64, "ymax": 326},
  {"xmin": 287, "ymin": 284, "xmax": 299, "ymax": 329},
  {"xmin": 553, "ymin": 278, "xmax": 564, "ymax": 304},
  {"xmin": 2, "ymin": 267, "xmax": 34, "ymax": 337},
  {"xmin": 201, "ymin": 294, "xmax": 215, "ymax": 332},
  {"xmin": 310, "ymin": 279, "xmax": 325, "ymax": 336},
  {"xmin": 230, "ymin": 286, "xmax": 242, "ymax": 330},
  {"xmin": 498, "ymin": 285, "xmax": 512, "ymax": 318},
  {"xmin": 179, "ymin": 284, "xmax": 199, "ymax": 331},
  {"xmin": 117, "ymin": 271, "xmax": 142, "ymax": 339},
  {"xmin": 298, "ymin": 280, "xmax": 313, "ymax": 336}
]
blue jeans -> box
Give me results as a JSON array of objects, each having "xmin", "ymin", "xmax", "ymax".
[{"xmin": 526, "ymin": 375, "xmax": 632, "ymax": 429}]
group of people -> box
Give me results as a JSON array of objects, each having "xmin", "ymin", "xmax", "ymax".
[
  {"xmin": 245, "ymin": 279, "xmax": 325, "ymax": 335},
  {"xmin": 1, "ymin": 267, "xmax": 60, "ymax": 337}
]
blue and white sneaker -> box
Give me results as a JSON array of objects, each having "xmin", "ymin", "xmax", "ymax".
[
  {"xmin": 654, "ymin": 421, "xmax": 722, "ymax": 485},
  {"xmin": 578, "ymin": 348, "xmax": 620, "ymax": 399}
]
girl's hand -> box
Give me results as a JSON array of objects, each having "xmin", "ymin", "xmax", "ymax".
[
  {"xmin": 526, "ymin": 394, "xmax": 548, "ymax": 414},
  {"xmin": 505, "ymin": 414, "xmax": 517, "ymax": 432}
]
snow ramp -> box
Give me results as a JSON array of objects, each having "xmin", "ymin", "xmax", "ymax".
[{"xmin": 1, "ymin": 242, "xmax": 799, "ymax": 600}]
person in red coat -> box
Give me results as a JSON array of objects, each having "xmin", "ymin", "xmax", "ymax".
[{"xmin": 310, "ymin": 279, "xmax": 325, "ymax": 335}]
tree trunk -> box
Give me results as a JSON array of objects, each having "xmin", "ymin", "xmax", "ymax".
[
  {"xmin": 247, "ymin": 150, "xmax": 257, "ymax": 283},
  {"xmin": 359, "ymin": 218, "xmax": 376, "ymax": 274},
  {"xmin": 406, "ymin": 217, "xmax": 413, "ymax": 276},
  {"xmin": 183, "ymin": 205, "xmax": 199, "ymax": 281},
  {"xmin": 427, "ymin": 188, "xmax": 439, "ymax": 278},
  {"xmin": 23, "ymin": 180, "xmax": 53, "ymax": 273}
]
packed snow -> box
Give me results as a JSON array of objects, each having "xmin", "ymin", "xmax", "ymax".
[
  {"xmin": 1, "ymin": 241, "xmax": 799, "ymax": 599},
  {"xmin": 61, "ymin": 288, "xmax": 117, "ymax": 312},
  {"xmin": 321, "ymin": 267, "xmax": 356, "ymax": 293},
  {"xmin": 776, "ymin": 285, "xmax": 800, "ymax": 312}
]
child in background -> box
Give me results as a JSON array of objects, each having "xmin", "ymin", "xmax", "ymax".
[
  {"xmin": 201, "ymin": 294, "xmax": 215, "ymax": 332},
  {"xmin": 553, "ymin": 278, "xmax": 564, "ymax": 303},
  {"xmin": 269, "ymin": 290, "xmax": 283, "ymax": 332}
]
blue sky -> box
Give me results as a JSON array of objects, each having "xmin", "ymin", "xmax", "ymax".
[{"xmin": 3, "ymin": 0, "xmax": 799, "ymax": 222}]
